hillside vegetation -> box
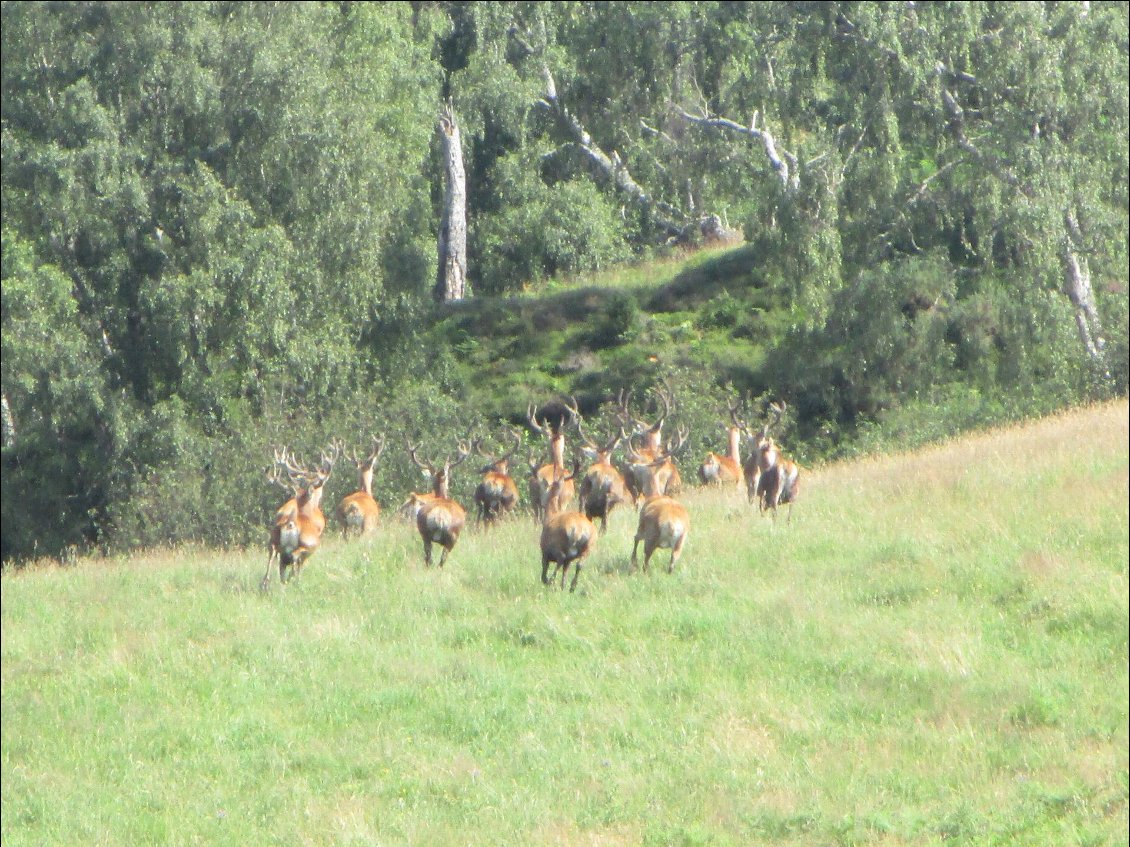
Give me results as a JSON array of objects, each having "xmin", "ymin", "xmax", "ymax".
[
  {"xmin": 3, "ymin": 2, "xmax": 1127, "ymax": 563},
  {"xmin": 4, "ymin": 400, "xmax": 1126, "ymax": 846}
]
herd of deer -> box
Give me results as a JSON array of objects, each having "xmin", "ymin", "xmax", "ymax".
[{"xmin": 261, "ymin": 386, "xmax": 800, "ymax": 594}]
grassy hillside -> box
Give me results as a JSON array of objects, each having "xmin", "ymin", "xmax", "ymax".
[
  {"xmin": 427, "ymin": 242, "xmax": 786, "ymax": 424},
  {"xmin": 3, "ymin": 401, "xmax": 1127, "ymax": 846}
]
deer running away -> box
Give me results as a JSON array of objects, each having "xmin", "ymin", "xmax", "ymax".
[
  {"xmin": 630, "ymin": 494, "xmax": 691, "ymax": 574},
  {"xmin": 538, "ymin": 461, "xmax": 597, "ymax": 593},
  {"xmin": 336, "ymin": 436, "xmax": 385, "ymax": 538},
  {"xmin": 698, "ymin": 395, "xmax": 745, "ymax": 489},
  {"xmin": 527, "ymin": 397, "xmax": 581, "ymax": 522},
  {"xmin": 473, "ymin": 428, "xmax": 523, "ymax": 525},
  {"xmin": 262, "ymin": 444, "xmax": 339, "ymax": 590},
  {"xmin": 405, "ymin": 438, "xmax": 472, "ymax": 567},
  {"xmin": 745, "ymin": 401, "xmax": 801, "ymax": 522},
  {"xmin": 575, "ymin": 416, "xmax": 632, "ymax": 534}
]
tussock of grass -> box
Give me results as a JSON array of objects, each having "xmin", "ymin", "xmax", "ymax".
[{"xmin": 3, "ymin": 401, "xmax": 1127, "ymax": 846}]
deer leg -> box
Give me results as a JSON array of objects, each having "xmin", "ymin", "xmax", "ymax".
[
  {"xmin": 630, "ymin": 535, "xmax": 642, "ymax": 573},
  {"xmin": 541, "ymin": 554, "xmax": 553, "ymax": 585},
  {"xmin": 643, "ymin": 540, "xmax": 658, "ymax": 574},
  {"xmin": 438, "ymin": 544, "xmax": 451, "ymax": 568},
  {"xmin": 261, "ymin": 547, "xmax": 277, "ymax": 591},
  {"xmin": 569, "ymin": 561, "xmax": 582, "ymax": 593},
  {"xmin": 669, "ymin": 536, "xmax": 686, "ymax": 574},
  {"xmin": 291, "ymin": 547, "xmax": 312, "ymax": 579},
  {"xmin": 559, "ymin": 560, "xmax": 570, "ymax": 591},
  {"xmin": 422, "ymin": 538, "xmax": 433, "ymax": 567}
]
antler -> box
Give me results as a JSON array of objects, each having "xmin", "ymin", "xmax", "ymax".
[
  {"xmin": 624, "ymin": 432, "xmax": 646, "ymax": 463},
  {"xmin": 501, "ymin": 426, "xmax": 523, "ymax": 462},
  {"xmin": 653, "ymin": 379, "xmax": 675, "ymax": 427},
  {"xmin": 307, "ymin": 441, "xmax": 339, "ymax": 487},
  {"xmin": 527, "ymin": 403, "xmax": 547, "ymax": 436},
  {"xmin": 343, "ymin": 435, "xmax": 385, "ymax": 468},
  {"xmin": 726, "ymin": 393, "xmax": 749, "ymax": 429},
  {"xmin": 561, "ymin": 395, "xmax": 582, "ymax": 430},
  {"xmin": 482, "ymin": 426, "xmax": 523, "ymax": 461},
  {"xmin": 763, "ymin": 400, "xmax": 787, "ymax": 439},
  {"xmin": 284, "ymin": 447, "xmax": 318, "ymax": 486},
  {"xmin": 577, "ymin": 415, "xmax": 626, "ymax": 457},
  {"xmin": 368, "ymin": 435, "xmax": 386, "ymax": 465},
  {"xmin": 449, "ymin": 435, "xmax": 478, "ymax": 470},
  {"xmin": 664, "ymin": 425, "xmax": 690, "ymax": 457},
  {"xmin": 267, "ymin": 447, "xmax": 301, "ymax": 492},
  {"xmin": 406, "ymin": 439, "xmax": 436, "ymax": 476},
  {"xmin": 614, "ymin": 388, "xmax": 634, "ymax": 426}
]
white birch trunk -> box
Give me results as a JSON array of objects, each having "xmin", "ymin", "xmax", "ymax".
[{"xmin": 435, "ymin": 101, "xmax": 467, "ymax": 302}]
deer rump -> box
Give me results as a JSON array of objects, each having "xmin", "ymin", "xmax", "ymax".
[
  {"xmin": 475, "ymin": 474, "xmax": 518, "ymax": 519},
  {"xmin": 417, "ymin": 499, "xmax": 465, "ymax": 546},
  {"xmin": 756, "ymin": 461, "xmax": 799, "ymax": 507}
]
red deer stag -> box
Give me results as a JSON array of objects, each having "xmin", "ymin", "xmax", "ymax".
[
  {"xmin": 527, "ymin": 397, "xmax": 581, "ymax": 522},
  {"xmin": 747, "ymin": 402, "xmax": 801, "ymax": 522},
  {"xmin": 698, "ymin": 396, "xmax": 745, "ymax": 489},
  {"xmin": 262, "ymin": 444, "xmax": 339, "ymax": 590},
  {"xmin": 630, "ymin": 494, "xmax": 691, "ymax": 574},
  {"xmin": 405, "ymin": 438, "xmax": 473, "ymax": 567},
  {"xmin": 626, "ymin": 425, "xmax": 689, "ymax": 501},
  {"xmin": 615, "ymin": 384, "xmax": 676, "ymax": 503},
  {"xmin": 473, "ymin": 427, "xmax": 522, "ymax": 525},
  {"xmin": 539, "ymin": 461, "xmax": 597, "ymax": 592},
  {"xmin": 575, "ymin": 416, "xmax": 631, "ymax": 533},
  {"xmin": 336, "ymin": 436, "xmax": 385, "ymax": 537}
]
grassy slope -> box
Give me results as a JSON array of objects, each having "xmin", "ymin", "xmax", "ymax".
[
  {"xmin": 429, "ymin": 242, "xmax": 782, "ymax": 423},
  {"xmin": 3, "ymin": 401, "xmax": 1127, "ymax": 846}
]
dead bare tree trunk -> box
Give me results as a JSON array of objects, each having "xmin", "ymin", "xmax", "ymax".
[
  {"xmin": 1062, "ymin": 211, "xmax": 1108, "ymax": 371},
  {"xmin": 435, "ymin": 100, "xmax": 467, "ymax": 303},
  {"xmin": 1, "ymin": 392, "xmax": 14, "ymax": 449}
]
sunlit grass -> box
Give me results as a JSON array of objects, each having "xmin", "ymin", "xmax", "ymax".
[
  {"xmin": 3, "ymin": 401, "xmax": 1127, "ymax": 846},
  {"xmin": 514, "ymin": 241, "xmax": 745, "ymax": 298}
]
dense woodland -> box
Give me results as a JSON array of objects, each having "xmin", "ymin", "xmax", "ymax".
[{"xmin": 2, "ymin": 1, "xmax": 1127, "ymax": 563}]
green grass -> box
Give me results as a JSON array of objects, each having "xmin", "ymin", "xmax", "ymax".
[{"xmin": 4, "ymin": 401, "xmax": 1128, "ymax": 846}]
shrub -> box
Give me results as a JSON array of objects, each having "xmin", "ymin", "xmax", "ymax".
[{"xmin": 474, "ymin": 156, "xmax": 631, "ymax": 294}]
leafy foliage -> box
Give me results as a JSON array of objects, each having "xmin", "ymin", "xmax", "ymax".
[{"xmin": 1, "ymin": 1, "xmax": 1126, "ymax": 562}]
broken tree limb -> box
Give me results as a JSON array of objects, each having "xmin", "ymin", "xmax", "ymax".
[
  {"xmin": 674, "ymin": 107, "xmax": 799, "ymax": 193},
  {"xmin": 531, "ymin": 58, "xmax": 737, "ymax": 244},
  {"xmin": 536, "ymin": 69, "xmax": 686, "ymax": 240}
]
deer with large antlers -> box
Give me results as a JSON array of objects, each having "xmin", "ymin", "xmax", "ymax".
[
  {"xmin": 576, "ymin": 416, "xmax": 632, "ymax": 534},
  {"xmin": 698, "ymin": 396, "xmax": 746, "ymax": 489},
  {"xmin": 616, "ymin": 383, "xmax": 679, "ymax": 502},
  {"xmin": 630, "ymin": 493, "xmax": 691, "ymax": 574},
  {"xmin": 626, "ymin": 419, "xmax": 692, "ymax": 575},
  {"xmin": 539, "ymin": 460, "xmax": 597, "ymax": 592},
  {"xmin": 336, "ymin": 436, "xmax": 385, "ymax": 537},
  {"xmin": 473, "ymin": 427, "xmax": 523, "ymax": 525},
  {"xmin": 404, "ymin": 438, "xmax": 473, "ymax": 567},
  {"xmin": 626, "ymin": 424, "xmax": 689, "ymax": 501},
  {"xmin": 262, "ymin": 444, "xmax": 339, "ymax": 590},
  {"xmin": 745, "ymin": 402, "xmax": 801, "ymax": 522},
  {"xmin": 527, "ymin": 397, "xmax": 581, "ymax": 522}
]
